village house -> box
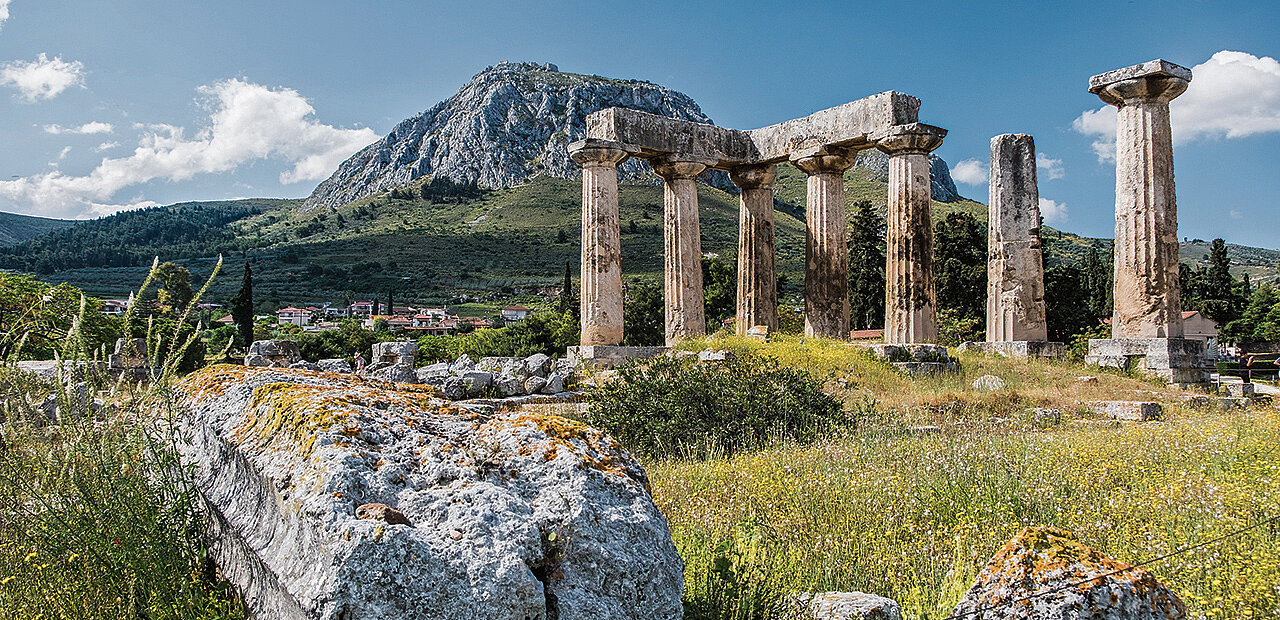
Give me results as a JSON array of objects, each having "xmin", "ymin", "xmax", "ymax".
[
  {"xmin": 100, "ymin": 299, "xmax": 130, "ymax": 316},
  {"xmin": 277, "ymin": 307, "xmax": 312, "ymax": 326},
  {"xmin": 1181, "ymin": 310, "xmax": 1220, "ymax": 359},
  {"xmin": 501, "ymin": 306, "xmax": 532, "ymax": 323}
]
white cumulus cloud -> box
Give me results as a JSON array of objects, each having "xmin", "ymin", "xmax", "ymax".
[
  {"xmin": 0, "ymin": 53, "xmax": 85, "ymax": 101},
  {"xmin": 1039, "ymin": 197, "xmax": 1068, "ymax": 224},
  {"xmin": 94, "ymin": 141, "xmax": 119, "ymax": 152},
  {"xmin": 1074, "ymin": 50, "xmax": 1280, "ymax": 161},
  {"xmin": 0, "ymin": 78, "xmax": 377, "ymax": 218},
  {"xmin": 1036, "ymin": 152, "xmax": 1065, "ymax": 180},
  {"xmin": 44, "ymin": 121, "xmax": 114, "ymax": 135},
  {"xmin": 951, "ymin": 158, "xmax": 988, "ymax": 185},
  {"xmin": 0, "ymin": 0, "xmax": 11, "ymax": 32}
]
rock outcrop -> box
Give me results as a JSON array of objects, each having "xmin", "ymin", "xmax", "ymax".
[
  {"xmin": 951, "ymin": 526, "xmax": 1185, "ymax": 619},
  {"xmin": 177, "ymin": 365, "xmax": 682, "ymax": 620},
  {"xmin": 302, "ymin": 61, "xmax": 965, "ymax": 213}
]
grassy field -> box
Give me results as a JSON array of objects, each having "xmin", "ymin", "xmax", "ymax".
[{"xmin": 653, "ymin": 335, "xmax": 1280, "ymax": 619}]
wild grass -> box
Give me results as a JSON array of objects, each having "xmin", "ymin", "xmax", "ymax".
[
  {"xmin": 655, "ymin": 336, "xmax": 1280, "ymax": 619},
  {"xmin": 0, "ymin": 258, "xmax": 247, "ymax": 618}
]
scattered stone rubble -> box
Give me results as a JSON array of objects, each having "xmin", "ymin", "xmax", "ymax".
[
  {"xmin": 779, "ymin": 592, "xmax": 903, "ymax": 620},
  {"xmin": 244, "ymin": 340, "xmax": 302, "ymax": 368},
  {"xmin": 176, "ymin": 365, "xmax": 682, "ymax": 620},
  {"xmin": 951, "ymin": 526, "xmax": 1185, "ymax": 619}
]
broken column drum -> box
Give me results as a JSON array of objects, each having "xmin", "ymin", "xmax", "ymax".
[
  {"xmin": 793, "ymin": 149, "xmax": 858, "ymax": 339},
  {"xmin": 878, "ymin": 124, "xmax": 946, "ymax": 345},
  {"xmin": 987, "ymin": 134, "xmax": 1048, "ymax": 342},
  {"xmin": 653, "ymin": 157, "xmax": 710, "ymax": 345},
  {"xmin": 731, "ymin": 164, "xmax": 779, "ymax": 335},
  {"xmin": 570, "ymin": 139, "xmax": 631, "ymax": 347}
]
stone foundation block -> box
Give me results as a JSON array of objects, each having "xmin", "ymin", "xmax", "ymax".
[
  {"xmin": 1088, "ymin": 400, "xmax": 1162, "ymax": 421},
  {"xmin": 870, "ymin": 343, "xmax": 951, "ymax": 364},
  {"xmin": 957, "ymin": 341, "xmax": 1064, "ymax": 358},
  {"xmin": 1224, "ymin": 382, "xmax": 1255, "ymax": 397},
  {"xmin": 567, "ymin": 345, "xmax": 667, "ymax": 369},
  {"xmin": 1085, "ymin": 338, "xmax": 1209, "ymax": 384}
]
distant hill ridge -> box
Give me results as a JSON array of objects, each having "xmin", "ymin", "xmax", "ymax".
[
  {"xmin": 302, "ymin": 61, "xmax": 960, "ymax": 212},
  {"xmin": 0, "ymin": 211, "xmax": 73, "ymax": 246}
]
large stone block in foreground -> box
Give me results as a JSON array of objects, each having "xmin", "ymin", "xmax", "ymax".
[{"xmin": 177, "ymin": 366, "xmax": 682, "ymax": 620}]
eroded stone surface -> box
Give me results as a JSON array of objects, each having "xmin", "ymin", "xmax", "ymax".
[
  {"xmin": 571, "ymin": 140, "xmax": 631, "ymax": 347},
  {"xmin": 732, "ymin": 164, "xmax": 779, "ymax": 335},
  {"xmin": 177, "ymin": 365, "xmax": 681, "ymax": 620},
  {"xmin": 782, "ymin": 591, "xmax": 903, "ymax": 620},
  {"xmin": 987, "ymin": 134, "xmax": 1048, "ymax": 343},
  {"xmin": 878, "ymin": 125, "xmax": 946, "ymax": 344},
  {"xmin": 951, "ymin": 526, "xmax": 1185, "ymax": 619},
  {"xmin": 795, "ymin": 148, "xmax": 858, "ymax": 339},
  {"xmin": 654, "ymin": 157, "xmax": 709, "ymax": 344}
]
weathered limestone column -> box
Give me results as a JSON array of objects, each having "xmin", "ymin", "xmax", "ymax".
[
  {"xmin": 987, "ymin": 134, "xmax": 1049, "ymax": 343},
  {"xmin": 1084, "ymin": 60, "xmax": 1206, "ymax": 384},
  {"xmin": 876, "ymin": 124, "xmax": 946, "ymax": 344},
  {"xmin": 569, "ymin": 139, "xmax": 630, "ymax": 346},
  {"xmin": 730, "ymin": 164, "xmax": 778, "ymax": 335},
  {"xmin": 1091, "ymin": 60, "xmax": 1191, "ymax": 339},
  {"xmin": 792, "ymin": 147, "xmax": 857, "ymax": 339},
  {"xmin": 652, "ymin": 156, "xmax": 710, "ymax": 345}
]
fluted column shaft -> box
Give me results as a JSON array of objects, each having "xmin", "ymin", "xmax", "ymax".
[
  {"xmin": 653, "ymin": 158, "xmax": 709, "ymax": 345},
  {"xmin": 878, "ymin": 125, "xmax": 946, "ymax": 344},
  {"xmin": 793, "ymin": 149, "xmax": 857, "ymax": 339},
  {"xmin": 1097, "ymin": 75, "xmax": 1188, "ymax": 339},
  {"xmin": 570, "ymin": 141, "xmax": 630, "ymax": 346},
  {"xmin": 987, "ymin": 133, "xmax": 1048, "ymax": 342},
  {"xmin": 731, "ymin": 164, "xmax": 778, "ymax": 335}
]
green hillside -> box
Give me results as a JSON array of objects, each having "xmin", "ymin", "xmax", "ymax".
[
  {"xmin": 0, "ymin": 211, "xmax": 74, "ymax": 246},
  {"xmin": 9, "ymin": 169, "xmax": 1279, "ymax": 307}
]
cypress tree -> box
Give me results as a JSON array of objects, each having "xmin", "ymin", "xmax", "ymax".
[
  {"xmin": 847, "ymin": 200, "xmax": 885, "ymax": 329},
  {"xmin": 229, "ymin": 263, "xmax": 254, "ymax": 351},
  {"xmin": 387, "ymin": 289, "xmax": 395, "ymax": 317}
]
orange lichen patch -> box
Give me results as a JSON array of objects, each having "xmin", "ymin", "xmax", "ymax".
[
  {"xmin": 229, "ymin": 382, "xmax": 352, "ymax": 458},
  {"xmin": 482, "ymin": 413, "xmax": 645, "ymax": 489},
  {"xmin": 177, "ymin": 364, "xmax": 256, "ymax": 401}
]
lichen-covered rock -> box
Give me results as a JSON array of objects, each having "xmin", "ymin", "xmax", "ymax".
[
  {"xmin": 524, "ymin": 376, "xmax": 548, "ymax": 395},
  {"xmin": 370, "ymin": 363, "xmax": 420, "ymax": 385},
  {"xmin": 524, "ymin": 354, "xmax": 552, "ymax": 378},
  {"xmin": 372, "ymin": 342, "xmax": 417, "ymax": 366},
  {"xmin": 459, "ymin": 371, "xmax": 494, "ymax": 396},
  {"xmin": 318, "ymin": 358, "xmax": 354, "ymax": 374},
  {"xmin": 451, "ymin": 354, "xmax": 476, "ymax": 373},
  {"xmin": 951, "ymin": 526, "xmax": 1185, "ymax": 619},
  {"xmin": 177, "ymin": 365, "xmax": 682, "ymax": 620},
  {"xmin": 496, "ymin": 374, "xmax": 525, "ymax": 397},
  {"xmin": 542, "ymin": 374, "xmax": 565, "ymax": 395},
  {"xmin": 246, "ymin": 340, "xmax": 302, "ymax": 368},
  {"xmin": 421, "ymin": 374, "xmax": 467, "ymax": 400},
  {"xmin": 291, "ymin": 361, "xmax": 323, "ymax": 372},
  {"xmin": 781, "ymin": 591, "xmax": 903, "ymax": 620}
]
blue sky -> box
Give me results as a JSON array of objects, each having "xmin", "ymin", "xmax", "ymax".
[{"xmin": 0, "ymin": 0, "xmax": 1277, "ymax": 248}]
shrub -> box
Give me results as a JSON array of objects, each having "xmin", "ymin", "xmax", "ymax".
[{"xmin": 585, "ymin": 354, "xmax": 846, "ymax": 460}]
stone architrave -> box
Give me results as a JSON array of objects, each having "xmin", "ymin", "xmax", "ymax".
[
  {"xmin": 1084, "ymin": 60, "xmax": 1207, "ymax": 384},
  {"xmin": 652, "ymin": 156, "xmax": 711, "ymax": 345},
  {"xmin": 570, "ymin": 139, "xmax": 632, "ymax": 346},
  {"xmin": 792, "ymin": 147, "xmax": 858, "ymax": 339},
  {"xmin": 877, "ymin": 123, "xmax": 946, "ymax": 344},
  {"xmin": 730, "ymin": 164, "xmax": 778, "ymax": 335},
  {"xmin": 1091, "ymin": 59, "xmax": 1191, "ymax": 339},
  {"xmin": 987, "ymin": 134, "xmax": 1049, "ymax": 343}
]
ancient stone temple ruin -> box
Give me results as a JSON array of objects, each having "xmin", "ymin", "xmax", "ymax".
[
  {"xmin": 568, "ymin": 92, "xmax": 948, "ymax": 365},
  {"xmin": 960, "ymin": 134, "xmax": 1063, "ymax": 358},
  {"xmin": 1083, "ymin": 59, "xmax": 1210, "ymax": 384}
]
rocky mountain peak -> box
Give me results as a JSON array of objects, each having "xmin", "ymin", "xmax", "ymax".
[{"xmin": 302, "ymin": 62, "xmax": 962, "ymax": 212}]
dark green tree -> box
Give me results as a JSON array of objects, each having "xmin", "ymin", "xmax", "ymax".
[
  {"xmin": 1045, "ymin": 265, "xmax": 1098, "ymax": 343},
  {"xmin": 1223, "ymin": 284, "xmax": 1280, "ymax": 344},
  {"xmin": 1198, "ymin": 238, "xmax": 1245, "ymax": 324},
  {"xmin": 558, "ymin": 260, "xmax": 576, "ymax": 317},
  {"xmin": 387, "ymin": 289, "xmax": 395, "ymax": 316},
  {"xmin": 702, "ymin": 257, "xmax": 736, "ymax": 327},
  {"xmin": 847, "ymin": 200, "xmax": 885, "ymax": 329},
  {"xmin": 1081, "ymin": 245, "xmax": 1113, "ymax": 317},
  {"xmin": 623, "ymin": 280, "xmax": 664, "ymax": 346},
  {"xmin": 229, "ymin": 263, "xmax": 255, "ymax": 351},
  {"xmin": 933, "ymin": 211, "xmax": 986, "ymax": 321}
]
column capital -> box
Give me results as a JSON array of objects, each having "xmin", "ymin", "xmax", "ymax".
[
  {"xmin": 651, "ymin": 154, "xmax": 711, "ymax": 181},
  {"xmin": 790, "ymin": 146, "xmax": 857, "ymax": 176},
  {"xmin": 729, "ymin": 163, "xmax": 777, "ymax": 190},
  {"xmin": 874, "ymin": 123, "xmax": 947, "ymax": 156},
  {"xmin": 1089, "ymin": 59, "xmax": 1191, "ymax": 106},
  {"xmin": 569, "ymin": 138, "xmax": 634, "ymax": 167}
]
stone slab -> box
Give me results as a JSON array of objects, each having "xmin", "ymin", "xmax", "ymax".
[
  {"xmin": 1085, "ymin": 338, "xmax": 1210, "ymax": 384},
  {"xmin": 869, "ymin": 343, "xmax": 951, "ymax": 364},
  {"xmin": 957, "ymin": 341, "xmax": 1064, "ymax": 358},
  {"xmin": 566, "ymin": 345, "xmax": 667, "ymax": 369},
  {"xmin": 893, "ymin": 361, "xmax": 957, "ymax": 377},
  {"xmin": 585, "ymin": 91, "xmax": 922, "ymax": 168},
  {"xmin": 1089, "ymin": 59, "xmax": 1192, "ymax": 93},
  {"xmin": 1088, "ymin": 400, "xmax": 1163, "ymax": 422},
  {"xmin": 1224, "ymin": 383, "xmax": 1255, "ymax": 398}
]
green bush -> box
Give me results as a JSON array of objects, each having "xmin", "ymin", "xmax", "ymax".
[{"xmin": 585, "ymin": 354, "xmax": 846, "ymax": 460}]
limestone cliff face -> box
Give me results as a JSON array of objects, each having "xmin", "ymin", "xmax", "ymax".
[
  {"xmin": 302, "ymin": 62, "xmax": 723, "ymax": 212},
  {"xmin": 855, "ymin": 150, "xmax": 962, "ymax": 203},
  {"xmin": 303, "ymin": 61, "xmax": 964, "ymax": 212}
]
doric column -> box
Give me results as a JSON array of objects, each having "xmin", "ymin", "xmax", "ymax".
[
  {"xmin": 1090, "ymin": 60, "xmax": 1192, "ymax": 339},
  {"xmin": 730, "ymin": 164, "xmax": 778, "ymax": 335},
  {"xmin": 652, "ymin": 156, "xmax": 710, "ymax": 345},
  {"xmin": 569, "ymin": 139, "xmax": 631, "ymax": 346},
  {"xmin": 987, "ymin": 133, "xmax": 1049, "ymax": 342},
  {"xmin": 876, "ymin": 123, "xmax": 946, "ymax": 344},
  {"xmin": 792, "ymin": 147, "xmax": 858, "ymax": 339}
]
